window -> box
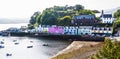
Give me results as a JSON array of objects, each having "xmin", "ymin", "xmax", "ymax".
[
  {"xmin": 109, "ymin": 28, "xmax": 111, "ymax": 31},
  {"xmin": 85, "ymin": 33, "xmax": 88, "ymax": 35},
  {"xmin": 104, "ymin": 28, "xmax": 107, "ymax": 30},
  {"xmin": 99, "ymin": 28, "xmax": 102, "ymax": 31}
]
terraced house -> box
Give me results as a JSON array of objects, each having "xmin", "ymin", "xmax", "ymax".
[
  {"xmin": 48, "ymin": 26, "xmax": 63, "ymax": 34},
  {"xmin": 71, "ymin": 15, "xmax": 98, "ymax": 35},
  {"xmin": 72, "ymin": 15, "xmax": 97, "ymax": 26},
  {"xmin": 78, "ymin": 26, "xmax": 92, "ymax": 35},
  {"xmin": 92, "ymin": 27, "xmax": 113, "ymax": 36},
  {"xmin": 30, "ymin": 13, "xmax": 115, "ymax": 36},
  {"xmin": 63, "ymin": 26, "xmax": 78, "ymax": 35}
]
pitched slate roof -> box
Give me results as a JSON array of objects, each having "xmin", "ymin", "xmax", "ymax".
[
  {"xmin": 101, "ymin": 14, "xmax": 112, "ymax": 18},
  {"xmin": 74, "ymin": 15, "xmax": 95, "ymax": 20}
]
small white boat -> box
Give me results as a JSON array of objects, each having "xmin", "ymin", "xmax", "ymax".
[
  {"xmin": 13, "ymin": 40, "xmax": 17, "ymax": 42},
  {"xmin": 0, "ymin": 41, "xmax": 4, "ymax": 44},
  {"xmin": 6, "ymin": 53, "xmax": 12, "ymax": 56},
  {"xmin": 14, "ymin": 42, "xmax": 19, "ymax": 45},
  {"xmin": 27, "ymin": 46, "xmax": 33, "ymax": 48},
  {"xmin": 0, "ymin": 45, "xmax": 4, "ymax": 48},
  {"xmin": 42, "ymin": 44, "xmax": 48, "ymax": 46},
  {"xmin": 30, "ymin": 41, "xmax": 33, "ymax": 43}
]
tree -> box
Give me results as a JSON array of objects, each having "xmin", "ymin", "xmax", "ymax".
[
  {"xmin": 79, "ymin": 10, "xmax": 95, "ymax": 15},
  {"xmin": 37, "ymin": 15, "xmax": 42, "ymax": 25},
  {"xmin": 75, "ymin": 4, "xmax": 84, "ymax": 12},
  {"xmin": 113, "ymin": 18, "xmax": 120, "ymax": 34},
  {"xmin": 114, "ymin": 9, "xmax": 120, "ymax": 18},
  {"xmin": 29, "ymin": 11, "xmax": 40, "ymax": 28},
  {"xmin": 28, "ymin": 4, "xmax": 98, "ymax": 28},
  {"xmin": 58, "ymin": 16, "xmax": 72, "ymax": 26},
  {"xmin": 40, "ymin": 11, "xmax": 57, "ymax": 25},
  {"xmin": 28, "ymin": 24, "xmax": 34, "ymax": 29},
  {"xmin": 29, "ymin": 11, "xmax": 40, "ymax": 25},
  {"xmin": 96, "ymin": 17, "xmax": 101, "ymax": 21},
  {"xmin": 91, "ymin": 38, "xmax": 120, "ymax": 59},
  {"xmin": 92, "ymin": 10, "xmax": 100, "ymax": 13}
]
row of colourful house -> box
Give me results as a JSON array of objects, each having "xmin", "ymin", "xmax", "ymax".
[
  {"xmin": 28, "ymin": 10, "xmax": 115, "ymax": 36},
  {"xmin": 29, "ymin": 25, "xmax": 112, "ymax": 36}
]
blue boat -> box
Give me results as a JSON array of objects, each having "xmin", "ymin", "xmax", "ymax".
[
  {"xmin": 0, "ymin": 45, "xmax": 4, "ymax": 48},
  {"xmin": 0, "ymin": 31, "xmax": 2, "ymax": 35}
]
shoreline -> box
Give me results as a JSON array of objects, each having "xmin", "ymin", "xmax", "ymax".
[
  {"xmin": 51, "ymin": 41, "xmax": 104, "ymax": 59},
  {"xmin": 6, "ymin": 32, "xmax": 105, "ymax": 41}
]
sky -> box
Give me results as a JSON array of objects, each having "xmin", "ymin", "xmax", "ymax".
[{"xmin": 0, "ymin": 0, "xmax": 120, "ymax": 19}]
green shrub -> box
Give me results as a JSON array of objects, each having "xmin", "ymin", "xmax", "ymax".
[{"xmin": 91, "ymin": 38, "xmax": 120, "ymax": 59}]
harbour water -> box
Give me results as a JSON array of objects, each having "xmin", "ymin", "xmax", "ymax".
[{"xmin": 0, "ymin": 23, "xmax": 72, "ymax": 59}]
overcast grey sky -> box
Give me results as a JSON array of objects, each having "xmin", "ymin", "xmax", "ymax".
[{"xmin": 0, "ymin": 0, "xmax": 120, "ymax": 19}]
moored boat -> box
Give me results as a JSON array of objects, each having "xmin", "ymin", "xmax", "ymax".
[{"xmin": 27, "ymin": 45, "xmax": 33, "ymax": 48}]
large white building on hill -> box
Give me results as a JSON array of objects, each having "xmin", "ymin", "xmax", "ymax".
[{"xmin": 100, "ymin": 10, "xmax": 116, "ymax": 24}]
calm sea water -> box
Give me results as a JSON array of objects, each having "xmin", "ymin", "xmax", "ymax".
[{"xmin": 0, "ymin": 23, "xmax": 71, "ymax": 59}]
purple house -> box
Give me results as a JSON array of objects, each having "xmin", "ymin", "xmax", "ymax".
[{"xmin": 48, "ymin": 26, "xmax": 63, "ymax": 34}]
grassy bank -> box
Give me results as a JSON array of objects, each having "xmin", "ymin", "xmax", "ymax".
[{"xmin": 51, "ymin": 41, "xmax": 104, "ymax": 59}]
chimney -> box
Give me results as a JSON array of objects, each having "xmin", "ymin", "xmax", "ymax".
[{"xmin": 101, "ymin": 10, "xmax": 104, "ymax": 17}]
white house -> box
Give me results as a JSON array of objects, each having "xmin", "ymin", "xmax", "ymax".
[
  {"xmin": 100, "ymin": 10, "xmax": 116, "ymax": 23},
  {"xmin": 92, "ymin": 27, "xmax": 113, "ymax": 36},
  {"xmin": 63, "ymin": 26, "xmax": 78, "ymax": 35},
  {"xmin": 78, "ymin": 26, "xmax": 92, "ymax": 35},
  {"xmin": 34, "ymin": 25, "xmax": 50, "ymax": 33}
]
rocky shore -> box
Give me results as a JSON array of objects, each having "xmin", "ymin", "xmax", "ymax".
[{"xmin": 51, "ymin": 41, "xmax": 104, "ymax": 59}]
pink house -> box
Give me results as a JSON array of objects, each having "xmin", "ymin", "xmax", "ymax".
[{"xmin": 48, "ymin": 26, "xmax": 63, "ymax": 34}]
